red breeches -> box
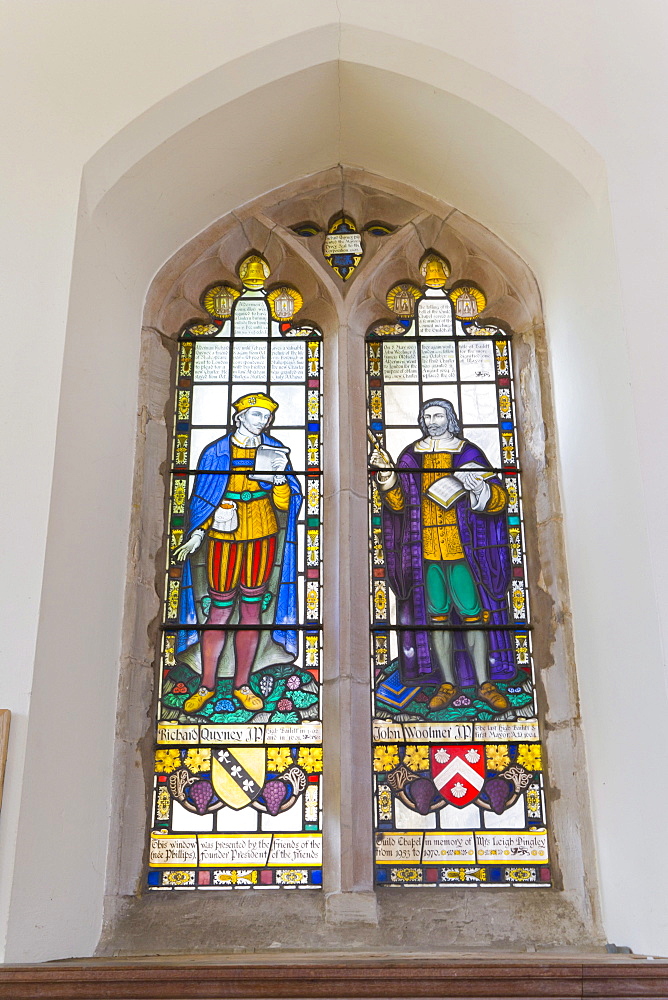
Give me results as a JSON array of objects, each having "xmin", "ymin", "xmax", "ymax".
[{"xmin": 207, "ymin": 535, "xmax": 276, "ymax": 594}]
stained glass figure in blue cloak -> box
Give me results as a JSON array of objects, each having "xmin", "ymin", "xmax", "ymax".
[
  {"xmin": 174, "ymin": 392, "xmax": 302, "ymax": 714},
  {"xmin": 369, "ymin": 398, "xmax": 513, "ymax": 713}
]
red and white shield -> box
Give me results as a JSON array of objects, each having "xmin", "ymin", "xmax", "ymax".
[{"xmin": 431, "ymin": 745, "xmax": 485, "ymax": 808}]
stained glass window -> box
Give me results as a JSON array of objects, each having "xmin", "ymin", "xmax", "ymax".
[
  {"xmin": 368, "ymin": 252, "xmax": 550, "ymax": 888},
  {"xmin": 149, "ymin": 254, "xmax": 323, "ymax": 890}
]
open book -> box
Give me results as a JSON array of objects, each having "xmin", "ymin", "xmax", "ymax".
[
  {"xmin": 248, "ymin": 444, "xmax": 290, "ymax": 481},
  {"xmin": 425, "ymin": 462, "xmax": 495, "ymax": 510}
]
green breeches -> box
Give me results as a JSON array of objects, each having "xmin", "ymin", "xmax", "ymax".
[{"xmin": 425, "ymin": 559, "xmax": 482, "ymax": 620}]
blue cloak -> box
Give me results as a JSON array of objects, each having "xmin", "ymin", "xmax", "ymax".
[{"xmin": 176, "ymin": 431, "xmax": 303, "ymax": 656}]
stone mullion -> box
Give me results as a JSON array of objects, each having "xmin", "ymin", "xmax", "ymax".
[{"xmin": 322, "ymin": 304, "xmax": 377, "ymax": 920}]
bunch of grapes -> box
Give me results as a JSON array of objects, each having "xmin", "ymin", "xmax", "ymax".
[
  {"xmin": 259, "ymin": 675, "xmax": 275, "ymax": 697},
  {"xmin": 263, "ymin": 779, "xmax": 288, "ymax": 816},
  {"xmin": 408, "ymin": 777, "xmax": 439, "ymax": 815},
  {"xmin": 484, "ymin": 776, "xmax": 511, "ymax": 814},
  {"xmin": 189, "ymin": 779, "xmax": 214, "ymax": 815}
]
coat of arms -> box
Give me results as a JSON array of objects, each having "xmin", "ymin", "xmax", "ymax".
[
  {"xmin": 211, "ymin": 747, "xmax": 266, "ymax": 810},
  {"xmin": 430, "ymin": 744, "xmax": 485, "ymax": 807}
]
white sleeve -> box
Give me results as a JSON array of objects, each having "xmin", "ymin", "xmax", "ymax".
[
  {"xmin": 470, "ymin": 481, "xmax": 491, "ymax": 511},
  {"xmin": 376, "ymin": 469, "xmax": 397, "ymax": 491}
]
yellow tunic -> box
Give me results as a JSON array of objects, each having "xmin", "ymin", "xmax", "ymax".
[
  {"xmin": 202, "ymin": 445, "xmax": 291, "ymax": 541},
  {"xmin": 382, "ymin": 448, "xmax": 506, "ymax": 561}
]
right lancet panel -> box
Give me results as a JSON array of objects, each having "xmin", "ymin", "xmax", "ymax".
[{"xmin": 368, "ymin": 253, "xmax": 550, "ymax": 888}]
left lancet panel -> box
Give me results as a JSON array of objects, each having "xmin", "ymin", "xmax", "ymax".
[{"xmin": 149, "ymin": 254, "xmax": 323, "ymax": 890}]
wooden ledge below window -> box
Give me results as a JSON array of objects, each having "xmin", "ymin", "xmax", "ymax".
[{"xmin": 1, "ymin": 956, "xmax": 668, "ymax": 999}]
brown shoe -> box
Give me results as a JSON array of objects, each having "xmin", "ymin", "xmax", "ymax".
[
  {"xmin": 428, "ymin": 683, "xmax": 458, "ymax": 711},
  {"xmin": 477, "ymin": 682, "xmax": 509, "ymax": 712}
]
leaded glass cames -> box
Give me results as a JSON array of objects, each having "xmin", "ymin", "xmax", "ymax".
[
  {"xmin": 149, "ymin": 254, "xmax": 323, "ymax": 890},
  {"xmin": 368, "ymin": 252, "xmax": 550, "ymax": 888},
  {"xmin": 148, "ymin": 238, "xmax": 551, "ymax": 894}
]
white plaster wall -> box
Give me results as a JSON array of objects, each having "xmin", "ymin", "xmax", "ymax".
[{"xmin": 1, "ymin": 0, "xmax": 667, "ymax": 961}]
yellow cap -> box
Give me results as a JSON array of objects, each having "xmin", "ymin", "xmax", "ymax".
[{"xmin": 232, "ymin": 392, "xmax": 278, "ymax": 414}]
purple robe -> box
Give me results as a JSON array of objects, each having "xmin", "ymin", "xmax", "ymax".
[{"xmin": 381, "ymin": 440, "xmax": 514, "ymax": 687}]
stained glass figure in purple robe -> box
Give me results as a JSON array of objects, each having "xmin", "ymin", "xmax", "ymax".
[{"xmin": 370, "ymin": 398, "xmax": 513, "ymax": 713}]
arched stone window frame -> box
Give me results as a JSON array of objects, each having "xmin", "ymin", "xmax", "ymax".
[{"xmin": 101, "ymin": 169, "xmax": 602, "ymax": 952}]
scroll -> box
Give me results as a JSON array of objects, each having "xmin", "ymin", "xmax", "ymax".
[{"xmin": 248, "ymin": 444, "xmax": 290, "ymax": 481}]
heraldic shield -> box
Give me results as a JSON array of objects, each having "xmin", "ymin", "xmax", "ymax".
[
  {"xmin": 212, "ymin": 747, "xmax": 266, "ymax": 810},
  {"xmin": 431, "ymin": 745, "xmax": 485, "ymax": 808}
]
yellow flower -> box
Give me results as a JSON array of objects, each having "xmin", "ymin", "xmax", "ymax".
[
  {"xmin": 403, "ymin": 745, "xmax": 429, "ymax": 771},
  {"xmin": 163, "ymin": 871, "xmax": 193, "ymax": 886},
  {"xmin": 267, "ymin": 747, "xmax": 293, "ymax": 773},
  {"xmin": 507, "ymin": 867, "xmax": 533, "ymax": 882},
  {"xmin": 154, "ymin": 748, "xmax": 181, "ymax": 773},
  {"xmin": 277, "ymin": 869, "xmax": 308, "ymax": 884},
  {"xmin": 486, "ymin": 744, "xmax": 511, "ymax": 772},
  {"xmin": 373, "ymin": 745, "xmax": 399, "ymax": 772},
  {"xmin": 390, "ymin": 868, "xmax": 422, "ymax": 882},
  {"xmin": 516, "ymin": 744, "xmax": 542, "ymax": 771},
  {"xmin": 184, "ymin": 748, "xmax": 211, "ymax": 773},
  {"xmin": 297, "ymin": 747, "xmax": 323, "ymax": 772}
]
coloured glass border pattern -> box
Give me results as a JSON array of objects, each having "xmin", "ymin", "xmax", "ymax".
[
  {"xmin": 149, "ymin": 254, "xmax": 323, "ymax": 890},
  {"xmin": 367, "ymin": 253, "xmax": 550, "ymax": 889}
]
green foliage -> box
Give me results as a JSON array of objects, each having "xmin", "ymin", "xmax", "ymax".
[
  {"xmin": 168, "ymin": 663, "xmax": 198, "ymax": 685},
  {"xmin": 163, "ymin": 691, "xmax": 183, "ymax": 708},
  {"xmin": 289, "ymin": 690, "xmax": 318, "ymax": 709},
  {"xmin": 269, "ymin": 710, "xmax": 300, "ymax": 724},
  {"xmin": 165, "ymin": 662, "xmax": 320, "ymax": 724},
  {"xmin": 207, "ymin": 707, "xmax": 254, "ymax": 724},
  {"xmin": 376, "ymin": 658, "xmax": 532, "ymax": 724}
]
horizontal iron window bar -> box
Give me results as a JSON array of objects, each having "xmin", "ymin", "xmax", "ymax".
[
  {"xmin": 161, "ymin": 623, "xmax": 323, "ymax": 632},
  {"xmin": 179, "ymin": 335, "xmax": 323, "ymax": 343},
  {"xmin": 370, "ymin": 623, "xmax": 531, "ymax": 632},
  {"xmin": 365, "ymin": 333, "xmax": 512, "ymax": 341},
  {"xmin": 170, "ymin": 469, "xmax": 321, "ymax": 476},
  {"xmin": 366, "ymin": 467, "xmax": 519, "ymax": 475}
]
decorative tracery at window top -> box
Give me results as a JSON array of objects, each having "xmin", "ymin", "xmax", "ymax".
[
  {"xmin": 146, "ymin": 191, "xmax": 551, "ymax": 896},
  {"xmin": 149, "ymin": 253, "xmax": 323, "ymax": 891},
  {"xmin": 367, "ymin": 251, "xmax": 550, "ymax": 888}
]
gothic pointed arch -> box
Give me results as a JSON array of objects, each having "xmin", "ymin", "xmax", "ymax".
[{"xmin": 102, "ymin": 169, "xmax": 600, "ymax": 951}]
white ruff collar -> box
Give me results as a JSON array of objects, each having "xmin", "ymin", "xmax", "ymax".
[
  {"xmin": 232, "ymin": 430, "xmax": 262, "ymax": 448},
  {"xmin": 414, "ymin": 436, "xmax": 465, "ymax": 453}
]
